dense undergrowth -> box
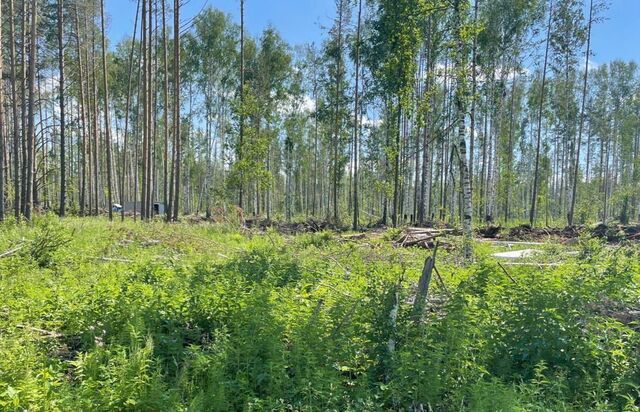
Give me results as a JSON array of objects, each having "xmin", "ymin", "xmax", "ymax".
[{"xmin": 0, "ymin": 215, "xmax": 639, "ymax": 411}]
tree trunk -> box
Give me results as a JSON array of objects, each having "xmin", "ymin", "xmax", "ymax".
[
  {"xmin": 171, "ymin": 0, "xmax": 180, "ymax": 221},
  {"xmin": 238, "ymin": 0, "xmax": 245, "ymax": 210},
  {"xmin": 568, "ymin": 0, "xmax": 593, "ymax": 227},
  {"xmin": 8, "ymin": 0, "xmax": 21, "ymax": 219},
  {"xmin": 392, "ymin": 104, "xmax": 401, "ymax": 227},
  {"xmin": 469, "ymin": 0, "xmax": 478, "ymax": 194},
  {"xmin": 74, "ymin": 6, "xmax": 88, "ymax": 216},
  {"xmin": 352, "ymin": 0, "xmax": 362, "ymax": 231},
  {"xmin": 99, "ymin": 0, "xmax": 113, "ymax": 220},
  {"xmin": 150, "ymin": 0, "xmax": 158, "ymax": 217},
  {"xmin": 25, "ymin": 0, "xmax": 38, "ymax": 220},
  {"xmin": 161, "ymin": 0, "xmax": 169, "ymax": 220},
  {"xmin": 121, "ymin": 0, "xmax": 140, "ymax": 221},
  {"xmin": 530, "ymin": 0, "xmax": 553, "ymax": 227},
  {"xmin": 332, "ymin": 0, "xmax": 344, "ymax": 225},
  {"xmin": 20, "ymin": 0, "xmax": 28, "ymax": 216},
  {"xmin": 90, "ymin": 20, "xmax": 99, "ymax": 215},
  {"xmin": 0, "ymin": 0, "xmax": 5, "ymax": 220},
  {"xmin": 58, "ymin": 0, "xmax": 66, "ymax": 217},
  {"xmin": 453, "ymin": 0, "xmax": 473, "ymax": 261},
  {"xmin": 504, "ymin": 62, "xmax": 518, "ymax": 223},
  {"xmin": 419, "ymin": 16, "xmax": 435, "ymax": 225},
  {"xmin": 141, "ymin": 0, "xmax": 148, "ymax": 220},
  {"xmin": 145, "ymin": 0, "xmax": 153, "ymax": 219},
  {"xmin": 312, "ymin": 57, "xmax": 318, "ymax": 216}
]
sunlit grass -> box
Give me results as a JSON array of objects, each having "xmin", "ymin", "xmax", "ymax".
[{"xmin": 0, "ymin": 215, "xmax": 638, "ymax": 410}]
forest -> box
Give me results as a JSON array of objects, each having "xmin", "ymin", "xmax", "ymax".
[
  {"xmin": 1, "ymin": 0, "xmax": 640, "ymax": 410},
  {"xmin": 0, "ymin": 0, "xmax": 637, "ymax": 231}
]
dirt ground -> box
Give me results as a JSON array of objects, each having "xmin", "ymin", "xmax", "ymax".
[{"xmin": 477, "ymin": 223, "xmax": 640, "ymax": 243}]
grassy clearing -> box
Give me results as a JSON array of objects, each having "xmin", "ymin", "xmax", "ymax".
[{"xmin": 0, "ymin": 216, "xmax": 639, "ymax": 411}]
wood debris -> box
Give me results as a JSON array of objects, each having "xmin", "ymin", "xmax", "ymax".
[
  {"xmin": 394, "ymin": 227, "xmax": 451, "ymax": 249},
  {"xmin": 93, "ymin": 256, "xmax": 134, "ymax": 263},
  {"xmin": 16, "ymin": 324, "xmax": 63, "ymax": 339},
  {"xmin": 480, "ymin": 240, "xmax": 545, "ymax": 247},
  {"xmin": 0, "ymin": 244, "xmax": 24, "ymax": 259}
]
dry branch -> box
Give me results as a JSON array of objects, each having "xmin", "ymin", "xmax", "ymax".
[
  {"xmin": 501, "ymin": 262, "xmax": 560, "ymax": 267},
  {"xmin": 93, "ymin": 257, "xmax": 134, "ymax": 263},
  {"xmin": 497, "ymin": 261, "xmax": 518, "ymax": 284},
  {"xmin": 0, "ymin": 244, "xmax": 24, "ymax": 259},
  {"xmin": 433, "ymin": 265, "xmax": 451, "ymax": 296},
  {"xmin": 16, "ymin": 324, "xmax": 63, "ymax": 338}
]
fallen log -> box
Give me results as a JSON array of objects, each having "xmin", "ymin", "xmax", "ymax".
[
  {"xmin": 395, "ymin": 227, "xmax": 446, "ymax": 249},
  {"xmin": 93, "ymin": 257, "xmax": 134, "ymax": 263},
  {"xmin": 340, "ymin": 233, "xmax": 367, "ymax": 241},
  {"xmin": 403, "ymin": 235, "xmax": 436, "ymax": 247},
  {"xmin": 501, "ymin": 262, "xmax": 560, "ymax": 267},
  {"xmin": 0, "ymin": 244, "xmax": 24, "ymax": 259},
  {"xmin": 479, "ymin": 240, "xmax": 545, "ymax": 246}
]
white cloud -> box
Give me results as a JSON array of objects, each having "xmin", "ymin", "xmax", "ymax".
[
  {"xmin": 301, "ymin": 95, "xmax": 316, "ymax": 113},
  {"xmin": 584, "ymin": 57, "xmax": 599, "ymax": 71},
  {"xmin": 361, "ymin": 115, "xmax": 382, "ymax": 128}
]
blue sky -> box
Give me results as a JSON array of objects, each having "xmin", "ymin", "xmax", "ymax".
[
  {"xmin": 107, "ymin": 0, "xmax": 335, "ymax": 48},
  {"xmin": 107, "ymin": 0, "xmax": 640, "ymax": 63},
  {"xmin": 590, "ymin": 0, "xmax": 640, "ymax": 63}
]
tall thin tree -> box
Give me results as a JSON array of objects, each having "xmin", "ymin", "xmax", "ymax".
[
  {"xmin": 0, "ymin": 0, "xmax": 4, "ymax": 221},
  {"xmin": 145, "ymin": 0, "xmax": 153, "ymax": 219},
  {"xmin": 171, "ymin": 0, "xmax": 181, "ymax": 221},
  {"xmin": 20, "ymin": 0, "xmax": 28, "ymax": 216},
  {"xmin": 332, "ymin": 0, "xmax": 346, "ymax": 224},
  {"xmin": 75, "ymin": 5, "xmax": 88, "ymax": 216},
  {"xmin": 238, "ymin": 0, "xmax": 245, "ymax": 210},
  {"xmin": 568, "ymin": 0, "xmax": 593, "ymax": 227},
  {"xmin": 530, "ymin": 0, "xmax": 553, "ymax": 227},
  {"xmin": 352, "ymin": 0, "xmax": 362, "ymax": 231},
  {"xmin": 8, "ymin": 0, "xmax": 20, "ymax": 219},
  {"xmin": 121, "ymin": 0, "xmax": 141, "ymax": 221},
  {"xmin": 469, "ymin": 0, "xmax": 479, "ymax": 193},
  {"xmin": 25, "ymin": 0, "xmax": 38, "ymax": 220},
  {"xmin": 58, "ymin": 0, "xmax": 67, "ymax": 217},
  {"xmin": 453, "ymin": 0, "xmax": 473, "ymax": 261},
  {"xmin": 161, "ymin": 0, "xmax": 169, "ymax": 220},
  {"xmin": 90, "ymin": 14, "xmax": 99, "ymax": 216},
  {"xmin": 141, "ymin": 0, "xmax": 149, "ymax": 220},
  {"xmin": 100, "ymin": 0, "xmax": 113, "ymax": 221}
]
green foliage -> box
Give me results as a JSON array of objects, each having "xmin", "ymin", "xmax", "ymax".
[
  {"xmin": 23, "ymin": 214, "xmax": 73, "ymax": 268},
  {"xmin": 1, "ymin": 218, "xmax": 639, "ymax": 410},
  {"xmin": 368, "ymin": 0, "xmax": 425, "ymax": 109},
  {"xmin": 68, "ymin": 338, "xmax": 176, "ymax": 411}
]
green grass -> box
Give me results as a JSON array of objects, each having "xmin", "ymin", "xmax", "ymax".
[{"xmin": 0, "ymin": 215, "xmax": 639, "ymax": 411}]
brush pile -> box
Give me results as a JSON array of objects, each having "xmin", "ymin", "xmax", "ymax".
[{"xmin": 394, "ymin": 227, "xmax": 451, "ymax": 249}]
